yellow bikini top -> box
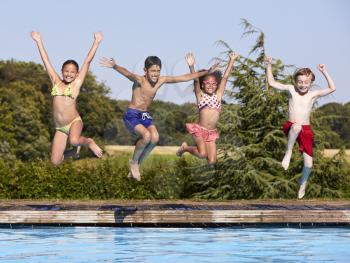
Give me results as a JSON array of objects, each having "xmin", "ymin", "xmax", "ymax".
[{"xmin": 51, "ymin": 84, "xmax": 74, "ymax": 99}]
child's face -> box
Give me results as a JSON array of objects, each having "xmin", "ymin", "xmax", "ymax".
[
  {"xmin": 145, "ymin": 65, "xmax": 161, "ymax": 85},
  {"xmin": 295, "ymin": 74, "xmax": 313, "ymax": 94},
  {"xmin": 62, "ymin": 64, "xmax": 78, "ymax": 83},
  {"xmin": 202, "ymin": 76, "xmax": 218, "ymax": 95}
]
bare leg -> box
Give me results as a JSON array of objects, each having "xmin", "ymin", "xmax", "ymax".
[
  {"xmin": 51, "ymin": 131, "xmax": 68, "ymax": 166},
  {"xmin": 282, "ymin": 123, "xmax": 302, "ymax": 170},
  {"xmin": 128, "ymin": 124, "xmax": 151, "ymax": 181},
  {"xmin": 138, "ymin": 125, "xmax": 159, "ymax": 165},
  {"xmin": 206, "ymin": 141, "xmax": 217, "ymax": 165},
  {"xmin": 177, "ymin": 136, "xmax": 207, "ymax": 159},
  {"xmin": 70, "ymin": 120, "xmax": 102, "ymax": 158},
  {"xmin": 298, "ymin": 152, "xmax": 313, "ymax": 199},
  {"xmin": 132, "ymin": 125, "xmax": 152, "ymax": 162},
  {"xmin": 176, "ymin": 142, "xmax": 188, "ymax": 157},
  {"xmin": 64, "ymin": 121, "xmax": 81, "ymax": 159}
]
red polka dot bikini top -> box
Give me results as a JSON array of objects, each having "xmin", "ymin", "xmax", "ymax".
[{"xmin": 197, "ymin": 92, "xmax": 221, "ymax": 111}]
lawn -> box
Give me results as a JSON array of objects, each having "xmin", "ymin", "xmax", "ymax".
[{"xmin": 105, "ymin": 145, "xmax": 350, "ymax": 162}]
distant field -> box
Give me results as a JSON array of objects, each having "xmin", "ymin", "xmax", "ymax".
[
  {"xmin": 105, "ymin": 146, "xmax": 350, "ymax": 162},
  {"xmin": 323, "ymin": 149, "xmax": 350, "ymax": 162},
  {"xmin": 105, "ymin": 145, "xmax": 179, "ymax": 155}
]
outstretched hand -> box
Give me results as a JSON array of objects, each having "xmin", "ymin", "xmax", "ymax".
[
  {"xmin": 185, "ymin": 53, "xmax": 195, "ymax": 67},
  {"xmin": 100, "ymin": 57, "xmax": 116, "ymax": 68},
  {"xmin": 228, "ymin": 51, "xmax": 240, "ymax": 61},
  {"xmin": 30, "ymin": 31, "xmax": 41, "ymax": 42},
  {"xmin": 264, "ymin": 56, "xmax": 273, "ymax": 66},
  {"xmin": 94, "ymin": 32, "xmax": 103, "ymax": 43},
  {"xmin": 209, "ymin": 62, "xmax": 220, "ymax": 73},
  {"xmin": 318, "ymin": 64, "xmax": 326, "ymax": 73}
]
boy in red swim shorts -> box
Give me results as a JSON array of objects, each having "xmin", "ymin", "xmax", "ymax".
[{"xmin": 265, "ymin": 56, "xmax": 336, "ymax": 198}]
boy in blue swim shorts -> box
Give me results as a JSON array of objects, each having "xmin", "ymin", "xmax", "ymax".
[
  {"xmin": 123, "ymin": 109, "xmax": 154, "ymax": 135},
  {"xmin": 101, "ymin": 55, "xmax": 218, "ymax": 180}
]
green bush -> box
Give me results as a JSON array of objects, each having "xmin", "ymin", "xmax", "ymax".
[{"xmin": 0, "ymin": 155, "xmax": 203, "ymax": 200}]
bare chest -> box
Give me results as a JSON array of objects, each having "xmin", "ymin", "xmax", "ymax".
[
  {"xmin": 134, "ymin": 84, "xmax": 158, "ymax": 101},
  {"xmin": 289, "ymin": 91, "xmax": 315, "ymax": 108}
]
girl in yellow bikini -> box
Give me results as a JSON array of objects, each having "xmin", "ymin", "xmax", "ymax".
[{"xmin": 31, "ymin": 32, "xmax": 103, "ymax": 165}]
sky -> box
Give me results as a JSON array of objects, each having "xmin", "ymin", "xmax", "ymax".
[{"xmin": 1, "ymin": 0, "xmax": 349, "ymax": 105}]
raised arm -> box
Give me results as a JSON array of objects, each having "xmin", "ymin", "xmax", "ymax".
[
  {"xmin": 75, "ymin": 32, "xmax": 103, "ymax": 84},
  {"xmin": 100, "ymin": 57, "xmax": 143, "ymax": 83},
  {"xmin": 216, "ymin": 51, "xmax": 239, "ymax": 99},
  {"xmin": 30, "ymin": 32, "xmax": 60, "ymax": 84},
  {"xmin": 185, "ymin": 53, "xmax": 201, "ymax": 96},
  {"xmin": 264, "ymin": 56, "xmax": 291, "ymax": 91},
  {"xmin": 313, "ymin": 64, "xmax": 336, "ymax": 97},
  {"xmin": 161, "ymin": 63, "xmax": 219, "ymax": 84}
]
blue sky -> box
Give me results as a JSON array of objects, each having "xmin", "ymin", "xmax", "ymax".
[{"xmin": 1, "ymin": 0, "xmax": 349, "ymax": 105}]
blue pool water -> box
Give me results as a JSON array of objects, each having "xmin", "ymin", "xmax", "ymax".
[{"xmin": 0, "ymin": 227, "xmax": 349, "ymax": 262}]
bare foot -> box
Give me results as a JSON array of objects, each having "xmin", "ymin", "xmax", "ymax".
[
  {"xmin": 281, "ymin": 150, "xmax": 292, "ymax": 170},
  {"xmin": 298, "ymin": 181, "xmax": 307, "ymax": 199},
  {"xmin": 128, "ymin": 160, "xmax": 141, "ymax": 181},
  {"xmin": 75, "ymin": 146, "xmax": 81, "ymax": 159},
  {"xmin": 87, "ymin": 139, "xmax": 103, "ymax": 158},
  {"xmin": 176, "ymin": 142, "xmax": 188, "ymax": 157}
]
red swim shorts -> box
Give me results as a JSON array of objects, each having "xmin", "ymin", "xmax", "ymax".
[{"xmin": 283, "ymin": 121, "xmax": 314, "ymax": 157}]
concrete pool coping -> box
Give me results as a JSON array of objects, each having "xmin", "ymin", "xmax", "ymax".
[{"xmin": 1, "ymin": 200, "xmax": 350, "ymax": 227}]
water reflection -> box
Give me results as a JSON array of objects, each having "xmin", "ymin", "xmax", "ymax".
[{"xmin": 0, "ymin": 227, "xmax": 349, "ymax": 262}]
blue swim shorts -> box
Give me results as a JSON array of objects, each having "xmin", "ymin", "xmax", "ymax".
[{"xmin": 123, "ymin": 108, "xmax": 154, "ymax": 134}]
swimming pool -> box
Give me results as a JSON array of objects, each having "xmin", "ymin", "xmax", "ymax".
[{"xmin": 0, "ymin": 227, "xmax": 349, "ymax": 262}]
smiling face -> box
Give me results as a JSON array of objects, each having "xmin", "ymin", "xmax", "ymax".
[
  {"xmin": 144, "ymin": 65, "xmax": 161, "ymax": 85},
  {"xmin": 293, "ymin": 68, "xmax": 315, "ymax": 95},
  {"xmin": 201, "ymin": 75, "xmax": 218, "ymax": 95},
  {"xmin": 295, "ymin": 74, "xmax": 313, "ymax": 95},
  {"xmin": 61, "ymin": 63, "xmax": 78, "ymax": 84}
]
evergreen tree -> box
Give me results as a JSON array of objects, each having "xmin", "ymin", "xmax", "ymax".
[{"xmin": 192, "ymin": 19, "xmax": 350, "ymax": 199}]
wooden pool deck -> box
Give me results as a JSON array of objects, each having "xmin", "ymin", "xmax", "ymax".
[{"xmin": 1, "ymin": 200, "xmax": 350, "ymax": 227}]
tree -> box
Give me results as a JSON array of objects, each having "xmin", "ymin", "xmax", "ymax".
[
  {"xmin": 149, "ymin": 100, "xmax": 194, "ymax": 146},
  {"xmin": 315, "ymin": 102, "xmax": 350, "ymax": 148},
  {"xmin": 0, "ymin": 102, "xmax": 16, "ymax": 162},
  {"xmin": 0, "ymin": 80, "xmax": 50, "ymax": 160},
  {"xmin": 191, "ymin": 19, "xmax": 350, "ymax": 199},
  {"xmin": 76, "ymin": 73, "xmax": 119, "ymax": 143}
]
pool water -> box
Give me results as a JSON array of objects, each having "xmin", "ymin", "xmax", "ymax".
[{"xmin": 0, "ymin": 227, "xmax": 349, "ymax": 262}]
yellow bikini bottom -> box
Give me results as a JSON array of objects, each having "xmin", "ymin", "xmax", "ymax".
[{"xmin": 56, "ymin": 116, "xmax": 82, "ymax": 135}]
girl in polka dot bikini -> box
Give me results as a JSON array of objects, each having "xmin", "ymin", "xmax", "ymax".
[{"xmin": 177, "ymin": 52, "xmax": 239, "ymax": 165}]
